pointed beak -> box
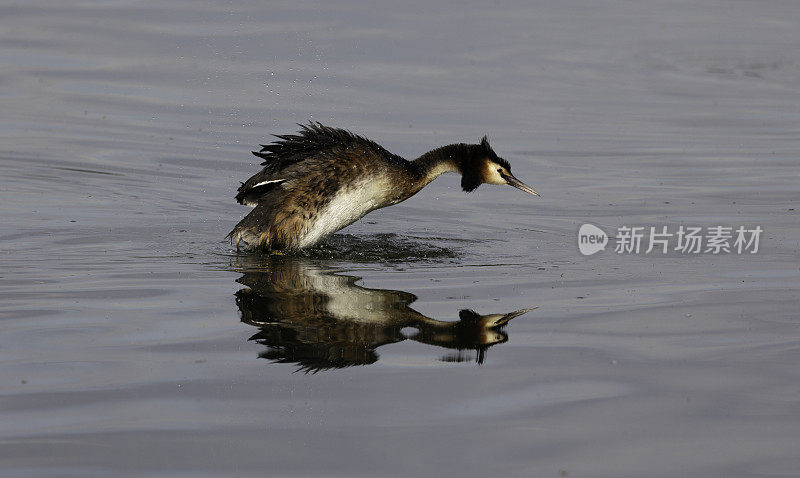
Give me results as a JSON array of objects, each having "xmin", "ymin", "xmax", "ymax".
[
  {"xmin": 483, "ymin": 307, "xmax": 538, "ymax": 328},
  {"xmin": 505, "ymin": 173, "xmax": 540, "ymax": 197},
  {"xmin": 499, "ymin": 307, "xmax": 537, "ymax": 324}
]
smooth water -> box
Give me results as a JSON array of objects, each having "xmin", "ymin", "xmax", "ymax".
[{"xmin": 1, "ymin": 1, "xmax": 799, "ymax": 476}]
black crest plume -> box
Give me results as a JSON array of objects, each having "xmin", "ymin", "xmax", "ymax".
[{"xmin": 481, "ymin": 135, "xmax": 510, "ymax": 170}]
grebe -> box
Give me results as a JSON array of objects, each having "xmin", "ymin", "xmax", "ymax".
[
  {"xmin": 235, "ymin": 256, "xmax": 536, "ymax": 369},
  {"xmin": 228, "ymin": 123, "xmax": 538, "ymax": 252}
]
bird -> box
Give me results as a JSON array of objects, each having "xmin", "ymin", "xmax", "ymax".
[
  {"xmin": 234, "ymin": 255, "xmax": 537, "ymax": 370},
  {"xmin": 228, "ymin": 122, "xmax": 539, "ymax": 252}
]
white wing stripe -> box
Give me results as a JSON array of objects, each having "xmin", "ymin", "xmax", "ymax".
[{"xmin": 252, "ymin": 179, "xmax": 286, "ymax": 188}]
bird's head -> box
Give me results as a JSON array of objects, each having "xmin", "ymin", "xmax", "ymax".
[{"xmin": 460, "ymin": 136, "xmax": 539, "ymax": 197}]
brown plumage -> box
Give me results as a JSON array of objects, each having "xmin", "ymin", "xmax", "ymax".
[{"xmin": 228, "ymin": 123, "xmax": 538, "ymax": 252}]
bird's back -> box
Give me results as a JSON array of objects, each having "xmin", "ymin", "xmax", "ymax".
[{"xmin": 235, "ymin": 123, "xmax": 401, "ymax": 206}]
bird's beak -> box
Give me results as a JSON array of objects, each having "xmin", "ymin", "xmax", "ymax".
[
  {"xmin": 505, "ymin": 173, "xmax": 540, "ymax": 197},
  {"xmin": 486, "ymin": 307, "xmax": 538, "ymax": 327}
]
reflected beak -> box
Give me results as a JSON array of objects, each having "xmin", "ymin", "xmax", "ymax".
[
  {"xmin": 505, "ymin": 173, "xmax": 540, "ymax": 197},
  {"xmin": 478, "ymin": 307, "xmax": 538, "ymax": 328},
  {"xmin": 497, "ymin": 307, "xmax": 537, "ymax": 326}
]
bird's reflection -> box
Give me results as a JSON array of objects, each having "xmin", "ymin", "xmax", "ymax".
[{"xmin": 234, "ymin": 256, "xmax": 534, "ymax": 372}]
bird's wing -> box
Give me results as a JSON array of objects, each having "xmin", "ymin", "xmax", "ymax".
[
  {"xmin": 235, "ymin": 122, "xmax": 397, "ymax": 206},
  {"xmin": 235, "ymin": 173, "xmax": 289, "ymax": 206}
]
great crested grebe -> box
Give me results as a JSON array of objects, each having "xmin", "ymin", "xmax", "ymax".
[
  {"xmin": 228, "ymin": 123, "xmax": 539, "ymax": 252},
  {"xmin": 235, "ymin": 256, "xmax": 536, "ymax": 369}
]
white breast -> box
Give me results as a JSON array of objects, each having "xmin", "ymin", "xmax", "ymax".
[{"xmin": 297, "ymin": 179, "xmax": 389, "ymax": 248}]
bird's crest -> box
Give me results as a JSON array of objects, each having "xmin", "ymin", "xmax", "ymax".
[{"xmin": 479, "ymin": 136, "xmax": 510, "ymax": 171}]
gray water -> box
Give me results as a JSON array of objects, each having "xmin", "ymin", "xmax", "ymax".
[{"xmin": 2, "ymin": 1, "xmax": 800, "ymax": 476}]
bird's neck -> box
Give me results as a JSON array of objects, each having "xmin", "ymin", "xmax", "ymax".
[{"xmin": 411, "ymin": 143, "xmax": 471, "ymax": 184}]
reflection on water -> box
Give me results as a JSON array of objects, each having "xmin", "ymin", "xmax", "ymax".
[{"xmin": 233, "ymin": 256, "xmax": 533, "ymax": 372}]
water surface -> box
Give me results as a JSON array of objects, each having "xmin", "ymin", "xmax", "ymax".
[{"xmin": 1, "ymin": 1, "xmax": 799, "ymax": 476}]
